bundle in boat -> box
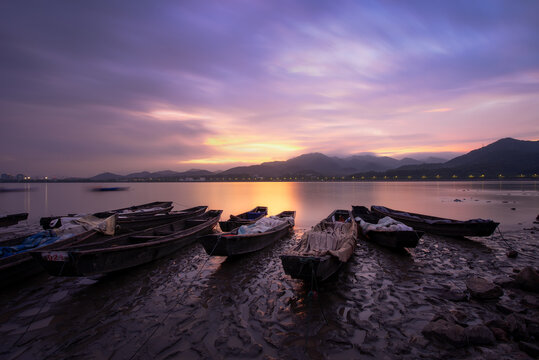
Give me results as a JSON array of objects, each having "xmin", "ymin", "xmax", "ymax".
[
  {"xmin": 0, "ymin": 214, "xmax": 116, "ymax": 288},
  {"xmin": 200, "ymin": 211, "xmax": 295, "ymax": 256},
  {"xmin": 352, "ymin": 206, "xmax": 422, "ymax": 249},
  {"xmin": 219, "ymin": 206, "xmax": 268, "ymax": 232},
  {"xmin": 40, "ymin": 201, "xmax": 174, "ymax": 230},
  {"xmin": 371, "ymin": 205, "xmax": 499, "ymax": 237},
  {"xmin": 31, "ymin": 210, "xmax": 222, "ymax": 277},
  {"xmin": 280, "ymin": 210, "xmax": 356, "ymax": 282}
]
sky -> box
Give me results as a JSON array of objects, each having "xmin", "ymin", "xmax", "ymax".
[{"xmin": 1, "ymin": 0, "xmax": 538, "ymax": 177}]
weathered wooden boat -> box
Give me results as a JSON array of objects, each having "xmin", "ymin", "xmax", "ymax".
[
  {"xmin": 280, "ymin": 210, "xmax": 356, "ymax": 282},
  {"xmin": 40, "ymin": 201, "xmax": 174, "ymax": 229},
  {"xmin": 31, "ymin": 210, "xmax": 222, "ymax": 276},
  {"xmin": 0, "ymin": 213, "xmax": 28, "ymax": 227},
  {"xmin": 219, "ymin": 206, "xmax": 268, "ymax": 232},
  {"xmin": 1, "ymin": 215, "xmax": 116, "ymax": 288},
  {"xmin": 371, "ymin": 205, "xmax": 499, "ymax": 237},
  {"xmin": 115, "ymin": 206, "xmax": 207, "ymax": 233},
  {"xmin": 352, "ymin": 206, "xmax": 422, "ymax": 249},
  {"xmin": 200, "ymin": 211, "xmax": 295, "ymax": 256}
]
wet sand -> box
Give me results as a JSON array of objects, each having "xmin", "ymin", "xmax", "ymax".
[{"xmin": 0, "ymin": 225, "xmax": 538, "ymax": 359}]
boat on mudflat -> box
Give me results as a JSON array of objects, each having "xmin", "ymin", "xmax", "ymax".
[
  {"xmin": 280, "ymin": 209, "xmax": 356, "ymax": 282},
  {"xmin": 0, "ymin": 215, "xmax": 116, "ymax": 288},
  {"xmin": 31, "ymin": 210, "xmax": 222, "ymax": 276},
  {"xmin": 371, "ymin": 205, "xmax": 499, "ymax": 237},
  {"xmin": 40, "ymin": 201, "xmax": 174, "ymax": 229},
  {"xmin": 115, "ymin": 205, "xmax": 207, "ymax": 233},
  {"xmin": 200, "ymin": 211, "xmax": 295, "ymax": 256},
  {"xmin": 219, "ymin": 206, "xmax": 268, "ymax": 232},
  {"xmin": 0, "ymin": 213, "xmax": 28, "ymax": 227},
  {"xmin": 352, "ymin": 206, "xmax": 422, "ymax": 249}
]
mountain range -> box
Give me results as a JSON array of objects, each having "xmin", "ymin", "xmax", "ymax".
[{"xmin": 86, "ymin": 138, "xmax": 538, "ymax": 181}]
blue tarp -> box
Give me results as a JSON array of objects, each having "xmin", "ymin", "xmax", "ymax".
[
  {"xmin": 246, "ymin": 211, "xmax": 264, "ymax": 220},
  {"xmin": 0, "ymin": 230, "xmax": 62, "ymax": 258}
]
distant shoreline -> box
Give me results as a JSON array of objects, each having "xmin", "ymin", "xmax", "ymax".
[{"xmin": 0, "ymin": 178, "xmax": 537, "ymax": 184}]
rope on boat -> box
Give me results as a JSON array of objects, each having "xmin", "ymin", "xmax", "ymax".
[
  {"xmin": 496, "ymin": 226, "xmax": 517, "ymax": 256},
  {"xmin": 303, "ymin": 259, "xmax": 328, "ymax": 352},
  {"xmin": 128, "ymin": 234, "xmax": 222, "ymax": 360},
  {"xmin": 12, "ymin": 261, "xmax": 66, "ymax": 350}
]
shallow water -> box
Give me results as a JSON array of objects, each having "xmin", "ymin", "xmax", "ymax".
[
  {"xmin": 1, "ymin": 181, "xmax": 538, "ymax": 230},
  {"xmin": 0, "ymin": 181, "xmax": 538, "ymax": 359}
]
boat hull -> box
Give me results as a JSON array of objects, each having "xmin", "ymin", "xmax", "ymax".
[
  {"xmin": 371, "ymin": 206, "xmax": 499, "ymax": 237},
  {"xmin": 200, "ymin": 223, "xmax": 292, "ymax": 256},
  {"xmin": 280, "ymin": 254, "xmax": 343, "ymax": 282},
  {"xmin": 32, "ymin": 211, "xmax": 222, "ymax": 276},
  {"xmin": 0, "ymin": 230, "xmax": 97, "ymax": 288},
  {"xmin": 362, "ymin": 230, "xmax": 422, "ymax": 248},
  {"xmin": 116, "ymin": 206, "xmax": 207, "ymax": 233}
]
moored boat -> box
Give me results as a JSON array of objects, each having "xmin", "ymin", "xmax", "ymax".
[
  {"xmin": 200, "ymin": 211, "xmax": 295, "ymax": 256},
  {"xmin": 31, "ymin": 210, "xmax": 222, "ymax": 276},
  {"xmin": 90, "ymin": 186, "xmax": 129, "ymax": 192},
  {"xmin": 115, "ymin": 205, "xmax": 207, "ymax": 233},
  {"xmin": 280, "ymin": 209, "xmax": 356, "ymax": 282},
  {"xmin": 0, "ymin": 213, "xmax": 28, "ymax": 227},
  {"xmin": 371, "ymin": 205, "xmax": 499, "ymax": 237},
  {"xmin": 219, "ymin": 206, "xmax": 268, "ymax": 232},
  {"xmin": 352, "ymin": 206, "xmax": 422, "ymax": 249},
  {"xmin": 40, "ymin": 201, "xmax": 174, "ymax": 229},
  {"xmin": 0, "ymin": 215, "xmax": 116, "ymax": 288}
]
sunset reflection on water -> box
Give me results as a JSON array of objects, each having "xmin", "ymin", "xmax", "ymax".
[{"xmin": 0, "ymin": 181, "xmax": 537, "ymax": 231}]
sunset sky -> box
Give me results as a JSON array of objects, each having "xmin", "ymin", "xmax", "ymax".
[{"xmin": 1, "ymin": 1, "xmax": 538, "ymax": 177}]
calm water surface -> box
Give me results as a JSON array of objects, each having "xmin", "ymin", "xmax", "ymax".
[{"xmin": 1, "ymin": 181, "xmax": 537, "ymax": 230}]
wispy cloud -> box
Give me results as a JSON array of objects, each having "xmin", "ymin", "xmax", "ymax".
[
  {"xmin": 424, "ymin": 108, "xmax": 453, "ymax": 113},
  {"xmin": 1, "ymin": 0, "xmax": 538, "ymax": 176}
]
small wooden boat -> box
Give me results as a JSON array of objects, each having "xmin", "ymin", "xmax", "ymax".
[
  {"xmin": 200, "ymin": 211, "xmax": 295, "ymax": 256},
  {"xmin": 1, "ymin": 215, "xmax": 116, "ymax": 288},
  {"xmin": 371, "ymin": 205, "xmax": 499, "ymax": 237},
  {"xmin": 219, "ymin": 206, "xmax": 268, "ymax": 232},
  {"xmin": 115, "ymin": 206, "xmax": 207, "ymax": 233},
  {"xmin": 0, "ymin": 213, "xmax": 28, "ymax": 227},
  {"xmin": 40, "ymin": 201, "xmax": 174, "ymax": 229},
  {"xmin": 31, "ymin": 210, "xmax": 222, "ymax": 276},
  {"xmin": 280, "ymin": 210, "xmax": 356, "ymax": 282},
  {"xmin": 352, "ymin": 206, "xmax": 422, "ymax": 249},
  {"xmin": 91, "ymin": 186, "xmax": 129, "ymax": 192}
]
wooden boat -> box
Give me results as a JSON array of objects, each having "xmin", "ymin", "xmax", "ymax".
[
  {"xmin": 219, "ymin": 206, "xmax": 268, "ymax": 232},
  {"xmin": 0, "ymin": 213, "xmax": 28, "ymax": 227},
  {"xmin": 200, "ymin": 211, "xmax": 295, "ymax": 256},
  {"xmin": 40, "ymin": 201, "xmax": 174, "ymax": 229},
  {"xmin": 115, "ymin": 206, "xmax": 207, "ymax": 233},
  {"xmin": 1, "ymin": 215, "xmax": 116, "ymax": 288},
  {"xmin": 31, "ymin": 210, "xmax": 222, "ymax": 276},
  {"xmin": 280, "ymin": 210, "xmax": 356, "ymax": 282},
  {"xmin": 352, "ymin": 206, "xmax": 422, "ymax": 249},
  {"xmin": 371, "ymin": 205, "xmax": 499, "ymax": 237}
]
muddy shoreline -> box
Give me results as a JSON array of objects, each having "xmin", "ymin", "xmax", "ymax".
[{"xmin": 0, "ymin": 225, "xmax": 538, "ymax": 359}]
